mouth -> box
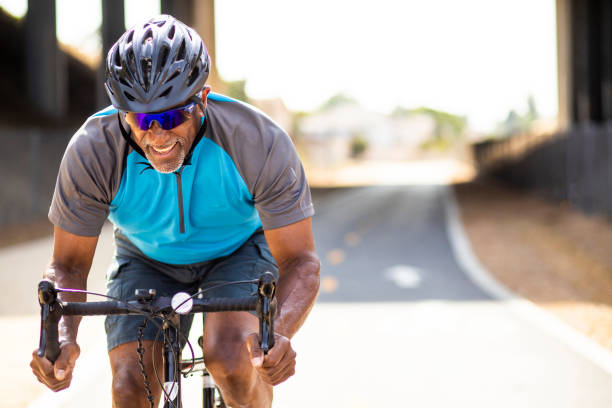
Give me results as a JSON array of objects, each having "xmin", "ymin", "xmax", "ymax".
[{"xmin": 148, "ymin": 142, "xmax": 178, "ymax": 157}]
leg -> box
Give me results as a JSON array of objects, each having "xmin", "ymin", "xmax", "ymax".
[
  {"xmin": 109, "ymin": 340, "xmax": 164, "ymax": 408},
  {"xmin": 203, "ymin": 311, "xmax": 273, "ymax": 408}
]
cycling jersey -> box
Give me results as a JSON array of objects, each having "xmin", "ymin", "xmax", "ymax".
[{"xmin": 49, "ymin": 93, "xmax": 314, "ymax": 264}]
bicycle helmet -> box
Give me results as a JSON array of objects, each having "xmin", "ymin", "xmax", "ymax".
[{"xmin": 105, "ymin": 14, "xmax": 211, "ymax": 113}]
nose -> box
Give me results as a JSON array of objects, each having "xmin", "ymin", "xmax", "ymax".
[{"xmin": 147, "ymin": 121, "xmax": 168, "ymax": 138}]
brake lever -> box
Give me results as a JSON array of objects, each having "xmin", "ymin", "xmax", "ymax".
[
  {"xmin": 257, "ymin": 272, "xmax": 277, "ymax": 354},
  {"xmin": 37, "ymin": 280, "xmax": 62, "ymax": 363}
]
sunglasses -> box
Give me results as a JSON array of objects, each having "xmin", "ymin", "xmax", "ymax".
[{"xmin": 126, "ymin": 101, "xmax": 197, "ymax": 131}]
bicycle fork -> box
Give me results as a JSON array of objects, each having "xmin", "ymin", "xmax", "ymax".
[{"xmin": 163, "ymin": 317, "xmax": 182, "ymax": 408}]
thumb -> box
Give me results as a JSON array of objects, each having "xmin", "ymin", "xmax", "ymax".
[
  {"xmin": 54, "ymin": 359, "xmax": 68, "ymax": 380},
  {"xmin": 54, "ymin": 345, "xmax": 77, "ymax": 380},
  {"xmin": 246, "ymin": 334, "xmax": 264, "ymax": 368}
]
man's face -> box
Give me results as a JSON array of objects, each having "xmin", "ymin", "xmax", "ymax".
[{"xmin": 125, "ymin": 89, "xmax": 209, "ymax": 173}]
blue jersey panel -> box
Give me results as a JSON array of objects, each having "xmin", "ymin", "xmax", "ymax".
[{"xmin": 108, "ymin": 137, "xmax": 262, "ymax": 264}]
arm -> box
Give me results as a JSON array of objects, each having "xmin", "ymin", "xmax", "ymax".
[
  {"xmin": 30, "ymin": 225, "xmax": 98, "ymax": 392},
  {"xmin": 246, "ymin": 217, "xmax": 320, "ymax": 385},
  {"xmin": 264, "ymin": 217, "xmax": 320, "ymax": 339}
]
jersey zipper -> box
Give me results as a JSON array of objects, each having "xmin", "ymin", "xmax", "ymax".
[{"xmin": 175, "ymin": 167, "xmax": 185, "ymax": 234}]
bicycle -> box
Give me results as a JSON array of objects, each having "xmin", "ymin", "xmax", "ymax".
[{"xmin": 37, "ymin": 271, "xmax": 277, "ymax": 408}]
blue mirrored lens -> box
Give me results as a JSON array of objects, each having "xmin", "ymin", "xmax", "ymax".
[{"xmin": 132, "ymin": 103, "xmax": 195, "ymax": 130}]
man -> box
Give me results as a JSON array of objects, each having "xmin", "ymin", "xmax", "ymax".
[{"xmin": 30, "ymin": 14, "xmax": 320, "ymax": 408}]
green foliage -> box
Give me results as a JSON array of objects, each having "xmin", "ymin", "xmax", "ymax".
[
  {"xmin": 392, "ymin": 105, "xmax": 467, "ymax": 149},
  {"xmin": 319, "ymin": 93, "xmax": 358, "ymax": 111},
  {"xmin": 349, "ymin": 132, "xmax": 368, "ymax": 158},
  {"xmin": 225, "ymin": 80, "xmax": 249, "ymax": 103},
  {"xmin": 490, "ymin": 95, "xmax": 540, "ymax": 139}
]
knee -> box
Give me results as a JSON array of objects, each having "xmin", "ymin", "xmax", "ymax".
[
  {"xmin": 205, "ymin": 345, "xmax": 259, "ymax": 402},
  {"xmin": 206, "ymin": 346, "xmax": 254, "ymax": 387},
  {"xmin": 112, "ymin": 366, "xmax": 158, "ymax": 408}
]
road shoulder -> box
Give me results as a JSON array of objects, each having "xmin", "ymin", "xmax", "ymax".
[{"xmin": 454, "ymin": 179, "xmax": 612, "ymax": 353}]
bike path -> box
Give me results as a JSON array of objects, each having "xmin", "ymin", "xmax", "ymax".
[
  {"xmin": 275, "ymin": 185, "xmax": 612, "ymax": 407},
  {"xmin": 6, "ymin": 185, "xmax": 612, "ymax": 407}
]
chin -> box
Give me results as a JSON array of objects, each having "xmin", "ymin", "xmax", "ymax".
[{"xmin": 150, "ymin": 160, "xmax": 183, "ymax": 173}]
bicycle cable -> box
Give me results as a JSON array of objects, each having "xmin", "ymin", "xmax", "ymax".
[
  {"xmin": 56, "ymin": 280, "xmax": 261, "ymax": 407},
  {"xmin": 171, "ymin": 278, "xmax": 260, "ymax": 314}
]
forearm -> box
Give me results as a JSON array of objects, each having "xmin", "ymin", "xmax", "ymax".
[
  {"xmin": 44, "ymin": 262, "xmax": 89, "ymax": 344},
  {"xmin": 274, "ymin": 253, "xmax": 320, "ymax": 339}
]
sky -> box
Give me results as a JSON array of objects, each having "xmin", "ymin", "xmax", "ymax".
[{"xmin": 0, "ymin": 0, "xmax": 558, "ymax": 132}]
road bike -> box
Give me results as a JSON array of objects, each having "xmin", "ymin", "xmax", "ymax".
[{"xmin": 37, "ymin": 272, "xmax": 277, "ymax": 408}]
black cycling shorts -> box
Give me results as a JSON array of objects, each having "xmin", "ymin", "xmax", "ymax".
[{"xmin": 104, "ymin": 229, "xmax": 278, "ymax": 351}]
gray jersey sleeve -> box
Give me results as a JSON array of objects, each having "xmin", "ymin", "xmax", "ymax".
[
  {"xmin": 48, "ymin": 114, "xmax": 127, "ymax": 236},
  {"xmin": 207, "ymin": 100, "xmax": 315, "ymax": 230}
]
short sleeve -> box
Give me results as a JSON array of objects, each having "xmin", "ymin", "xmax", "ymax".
[
  {"xmin": 48, "ymin": 117, "xmax": 124, "ymax": 236},
  {"xmin": 251, "ymin": 130, "xmax": 315, "ymax": 230}
]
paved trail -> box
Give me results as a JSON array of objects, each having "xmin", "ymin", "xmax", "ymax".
[{"xmin": 4, "ymin": 185, "xmax": 612, "ymax": 407}]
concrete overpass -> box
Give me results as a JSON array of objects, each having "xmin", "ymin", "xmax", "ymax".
[{"xmin": 22, "ymin": 0, "xmax": 219, "ymax": 119}]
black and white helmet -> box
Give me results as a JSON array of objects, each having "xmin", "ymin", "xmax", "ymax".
[{"xmin": 105, "ymin": 14, "xmax": 211, "ymax": 113}]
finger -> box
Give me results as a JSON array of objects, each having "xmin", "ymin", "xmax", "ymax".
[
  {"xmin": 31, "ymin": 352, "xmax": 55, "ymax": 378},
  {"xmin": 246, "ymin": 333, "xmax": 264, "ymax": 368},
  {"xmin": 261, "ymin": 342, "xmax": 294, "ymax": 368},
  {"xmin": 54, "ymin": 344, "xmax": 79, "ymax": 380},
  {"xmin": 258, "ymin": 349, "xmax": 296, "ymax": 383},
  {"xmin": 262, "ymin": 360, "xmax": 297, "ymax": 386}
]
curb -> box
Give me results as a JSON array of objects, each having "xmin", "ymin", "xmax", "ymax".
[{"xmin": 443, "ymin": 184, "xmax": 612, "ymax": 376}]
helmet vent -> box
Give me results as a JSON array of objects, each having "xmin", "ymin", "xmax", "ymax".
[
  {"xmin": 168, "ymin": 25, "xmax": 176, "ymax": 39},
  {"xmin": 119, "ymin": 77, "xmax": 130, "ymax": 87},
  {"xmin": 126, "ymin": 49, "xmax": 137, "ymax": 76},
  {"xmin": 159, "ymin": 46, "xmax": 170, "ymax": 69},
  {"xmin": 156, "ymin": 20, "xmax": 166, "ymax": 27},
  {"xmin": 177, "ymin": 40, "xmax": 186, "ymax": 61},
  {"xmin": 142, "ymin": 28, "xmax": 153, "ymax": 44},
  {"xmin": 159, "ymin": 86, "xmax": 172, "ymax": 98},
  {"xmin": 141, "ymin": 58, "xmax": 152, "ymax": 90},
  {"xmin": 123, "ymin": 91, "xmax": 136, "ymax": 101},
  {"xmin": 113, "ymin": 48, "xmax": 121, "ymax": 67},
  {"xmin": 187, "ymin": 65, "xmax": 200, "ymax": 86},
  {"xmin": 126, "ymin": 30, "xmax": 134, "ymax": 44}
]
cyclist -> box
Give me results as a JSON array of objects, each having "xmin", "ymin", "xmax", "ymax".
[{"xmin": 29, "ymin": 14, "xmax": 320, "ymax": 408}]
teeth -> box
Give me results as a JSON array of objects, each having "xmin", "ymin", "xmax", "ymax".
[{"xmin": 152, "ymin": 144, "xmax": 174, "ymax": 153}]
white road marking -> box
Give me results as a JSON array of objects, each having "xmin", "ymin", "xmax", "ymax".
[
  {"xmin": 384, "ymin": 265, "xmax": 423, "ymax": 288},
  {"xmin": 443, "ymin": 185, "xmax": 612, "ymax": 376}
]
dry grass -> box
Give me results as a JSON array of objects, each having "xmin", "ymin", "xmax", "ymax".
[{"xmin": 455, "ymin": 179, "xmax": 612, "ymax": 352}]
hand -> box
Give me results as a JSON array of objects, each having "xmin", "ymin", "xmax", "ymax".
[
  {"xmin": 246, "ymin": 333, "xmax": 296, "ymax": 386},
  {"xmin": 30, "ymin": 342, "xmax": 80, "ymax": 392}
]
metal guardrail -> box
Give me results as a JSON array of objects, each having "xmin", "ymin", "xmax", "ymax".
[{"xmin": 473, "ymin": 123, "xmax": 612, "ymax": 216}]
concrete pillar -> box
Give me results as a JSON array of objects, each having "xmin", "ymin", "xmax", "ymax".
[
  {"xmin": 97, "ymin": 0, "xmax": 125, "ymax": 109},
  {"xmin": 161, "ymin": 0, "xmax": 195, "ymax": 26},
  {"xmin": 600, "ymin": 0, "xmax": 612, "ymax": 122},
  {"xmin": 162, "ymin": 0, "xmax": 224, "ymax": 92},
  {"xmin": 556, "ymin": 0, "xmax": 572, "ymax": 130},
  {"xmin": 24, "ymin": 0, "xmax": 67, "ymax": 118}
]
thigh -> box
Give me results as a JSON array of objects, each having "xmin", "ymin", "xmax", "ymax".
[
  {"xmin": 200, "ymin": 230, "xmax": 278, "ymax": 301},
  {"xmin": 105, "ymin": 255, "xmax": 198, "ymax": 351},
  {"xmin": 202, "ymin": 310, "xmax": 259, "ymax": 365}
]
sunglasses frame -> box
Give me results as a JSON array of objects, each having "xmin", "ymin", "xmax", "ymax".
[{"xmin": 125, "ymin": 101, "xmax": 198, "ymax": 131}]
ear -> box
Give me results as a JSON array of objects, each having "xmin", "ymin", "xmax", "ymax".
[{"xmin": 200, "ymin": 86, "xmax": 211, "ymax": 111}]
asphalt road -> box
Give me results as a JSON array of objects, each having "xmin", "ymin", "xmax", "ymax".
[{"xmin": 4, "ymin": 184, "xmax": 612, "ymax": 407}]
